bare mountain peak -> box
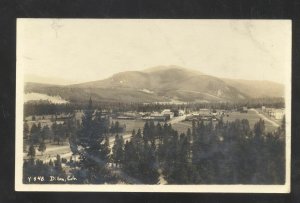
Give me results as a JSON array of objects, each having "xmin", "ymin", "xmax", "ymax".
[
  {"xmin": 111, "ymin": 70, "xmax": 148, "ymax": 78},
  {"xmin": 143, "ymin": 65, "xmax": 203, "ymax": 75}
]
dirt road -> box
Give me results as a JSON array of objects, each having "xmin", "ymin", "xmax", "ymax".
[{"xmin": 249, "ymin": 108, "xmax": 280, "ymax": 128}]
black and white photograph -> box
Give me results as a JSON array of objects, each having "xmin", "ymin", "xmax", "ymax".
[{"xmin": 15, "ymin": 19, "xmax": 291, "ymax": 192}]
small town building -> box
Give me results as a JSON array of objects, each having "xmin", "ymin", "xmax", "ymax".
[
  {"xmin": 274, "ymin": 109, "xmax": 285, "ymax": 120},
  {"xmin": 239, "ymin": 106, "xmax": 248, "ymax": 113},
  {"xmin": 162, "ymin": 109, "xmax": 174, "ymax": 119},
  {"xmin": 264, "ymin": 107, "xmax": 285, "ymax": 120},
  {"xmin": 178, "ymin": 110, "xmax": 185, "ymax": 116}
]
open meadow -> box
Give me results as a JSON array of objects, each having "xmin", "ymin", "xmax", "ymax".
[{"xmin": 112, "ymin": 119, "xmax": 146, "ymax": 134}]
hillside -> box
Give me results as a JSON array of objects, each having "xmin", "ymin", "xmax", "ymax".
[
  {"xmin": 25, "ymin": 66, "xmax": 284, "ymax": 103},
  {"xmin": 223, "ymin": 79, "xmax": 284, "ymax": 98}
]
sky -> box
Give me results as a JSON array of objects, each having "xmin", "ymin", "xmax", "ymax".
[{"xmin": 17, "ymin": 19, "xmax": 291, "ymax": 85}]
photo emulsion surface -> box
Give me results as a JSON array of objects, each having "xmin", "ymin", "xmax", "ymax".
[{"xmin": 15, "ymin": 19, "xmax": 291, "ymax": 192}]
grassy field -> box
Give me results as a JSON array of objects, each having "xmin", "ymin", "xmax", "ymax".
[
  {"xmin": 173, "ymin": 110, "xmax": 279, "ymax": 135},
  {"xmin": 172, "ymin": 122, "xmax": 193, "ymax": 134},
  {"xmin": 222, "ymin": 110, "xmax": 278, "ymax": 132},
  {"xmin": 112, "ymin": 119, "xmax": 146, "ymax": 134}
]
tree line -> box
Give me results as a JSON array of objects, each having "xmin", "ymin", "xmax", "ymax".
[{"xmin": 24, "ymin": 97, "xmax": 284, "ymax": 117}]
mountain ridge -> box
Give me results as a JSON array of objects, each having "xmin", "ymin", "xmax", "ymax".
[{"xmin": 25, "ymin": 66, "xmax": 284, "ymax": 103}]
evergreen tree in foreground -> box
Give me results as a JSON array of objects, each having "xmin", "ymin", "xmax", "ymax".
[
  {"xmin": 123, "ymin": 129, "xmax": 159, "ymax": 184},
  {"xmin": 112, "ymin": 134, "xmax": 124, "ymax": 167},
  {"xmin": 38, "ymin": 140, "xmax": 46, "ymax": 155},
  {"xmin": 23, "ymin": 122, "xmax": 30, "ymax": 139},
  {"xmin": 75, "ymin": 98, "xmax": 111, "ymax": 183},
  {"xmin": 27, "ymin": 144, "xmax": 36, "ymax": 160}
]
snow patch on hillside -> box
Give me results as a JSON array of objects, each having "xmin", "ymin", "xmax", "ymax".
[
  {"xmin": 140, "ymin": 89, "xmax": 154, "ymax": 94},
  {"xmin": 24, "ymin": 93, "xmax": 69, "ymax": 104},
  {"xmin": 217, "ymin": 89, "xmax": 223, "ymax": 97}
]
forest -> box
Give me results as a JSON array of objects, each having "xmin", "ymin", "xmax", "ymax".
[{"xmin": 23, "ymin": 99, "xmax": 285, "ymax": 185}]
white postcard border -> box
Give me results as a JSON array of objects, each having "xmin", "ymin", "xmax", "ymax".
[{"xmin": 15, "ymin": 19, "xmax": 291, "ymax": 193}]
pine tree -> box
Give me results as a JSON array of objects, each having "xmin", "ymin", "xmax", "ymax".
[
  {"xmin": 37, "ymin": 122, "xmax": 42, "ymax": 132},
  {"xmin": 30, "ymin": 123, "xmax": 41, "ymax": 145},
  {"xmin": 124, "ymin": 139, "xmax": 139, "ymax": 177},
  {"xmin": 141, "ymin": 141, "xmax": 159, "ymax": 184},
  {"xmin": 115, "ymin": 121, "xmax": 120, "ymax": 133},
  {"xmin": 69, "ymin": 122, "xmax": 79, "ymax": 162},
  {"xmin": 54, "ymin": 154, "xmax": 63, "ymax": 174},
  {"xmin": 49, "ymin": 159, "xmax": 54, "ymax": 167},
  {"xmin": 143, "ymin": 122, "xmax": 150, "ymax": 142},
  {"xmin": 149, "ymin": 121, "xmax": 156, "ymax": 144},
  {"xmin": 27, "ymin": 144, "xmax": 36, "ymax": 159},
  {"xmin": 252, "ymin": 119, "xmax": 266, "ymax": 182},
  {"xmin": 65, "ymin": 115, "xmax": 76, "ymax": 140},
  {"xmin": 254, "ymin": 118, "xmax": 265, "ymax": 137},
  {"xmin": 186, "ymin": 128, "xmax": 192, "ymax": 159},
  {"xmin": 41, "ymin": 125, "xmax": 51, "ymax": 142},
  {"xmin": 175, "ymin": 133, "xmax": 191, "ymax": 183},
  {"xmin": 123, "ymin": 128, "xmax": 159, "ymax": 184},
  {"xmin": 110, "ymin": 121, "xmax": 115, "ymax": 133},
  {"xmin": 53, "ymin": 124, "xmax": 62, "ymax": 145},
  {"xmin": 278, "ymin": 115, "xmax": 285, "ymax": 137},
  {"xmin": 38, "ymin": 141, "xmax": 46, "ymax": 155},
  {"xmin": 75, "ymin": 98, "xmax": 111, "ymax": 183},
  {"xmin": 100, "ymin": 135, "xmax": 111, "ymax": 163},
  {"xmin": 23, "ymin": 122, "xmax": 29, "ymax": 139},
  {"xmin": 112, "ymin": 134, "xmax": 124, "ymax": 167},
  {"xmin": 156, "ymin": 122, "xmax": 163, "ymax": 144},
  {"xmin": 163, "ymin": 130, "xmax": 179, "ymax": 183}
]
